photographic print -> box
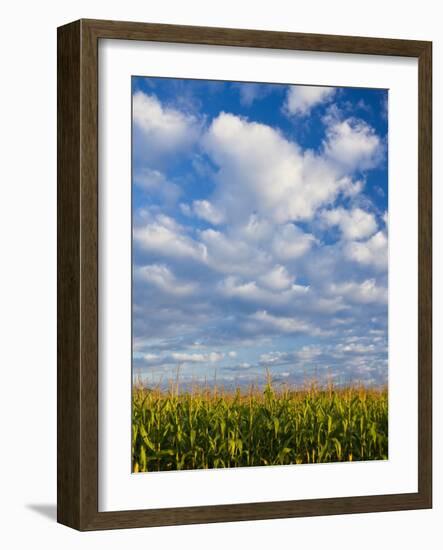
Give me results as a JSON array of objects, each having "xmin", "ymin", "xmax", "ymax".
[
  {"xmin": 131, "ymin": 76, "xmax": 388, "ymax": 473},
  {"xmin": 57, "ymin": 20, "xmax": 432, "ymax": 529}
]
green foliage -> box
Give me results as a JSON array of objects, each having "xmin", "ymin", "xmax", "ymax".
[{"xmin": 132, "ymin": 382, "xmax": 388, "ymax": 472}]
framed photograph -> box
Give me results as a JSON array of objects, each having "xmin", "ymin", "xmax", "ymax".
[{"xmin": 57, "ymin": 19, "xmax": 432, "ymax": 530}]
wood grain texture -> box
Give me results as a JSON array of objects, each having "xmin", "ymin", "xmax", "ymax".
[
  {"xmin": 57, "ymin": 19, "xmax": 432, "ymax": 531},
  {"xmin": 57, "ymin": 20, "xmax": 81, "ymax": 529},
  {"xmin": 417, "ymin": 42, "xmax": 432, "ymax": 506},
  {"xmin": 83, "ymin": 18, "xmax": 429, "ymax": 56}
]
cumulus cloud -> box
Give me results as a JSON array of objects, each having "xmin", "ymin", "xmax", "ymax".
[
  {"xmin": 142, "ymin": 353, "xmax": 159, "ymax": 363},
  {"xmin": 133, "ymin": 213, "xmax": 207, "ymax": 262},
  {"xmin": 323, "ymin": 115, "xmax": 383, "ymax": 172},
  {"xmin": 259, "ymin": 351, "xmax": 288, "ymax": 365},
  {"xmin": 133, "ymin": 91, "xmax": 202, "ymax": 162},
  {"xmin": 203, "ymin": 112, "xmax": 358, "ymax": 225},
  {"xmin": 136, "ymin": 350, "xmax": 227, "ymax": 371},
  {"xmin": 218, "ymin": 277, "xmax": 263, "ymax": 302},
  {"xmin": 134, "ymin": 168, "xmax": 181, "ymax": 204},
  {"xmin": 345, "ymin": 230, "xmax": 388, "ymax": 270},
  {"xmin": 259, "ymin": 265, "xmax": 294, "ymax": 291},
  {"xmin": 295, "ymin": 345, "xmax": 323, "ymax": 361},
  {"xmin": 136, "ymin": 264, "xmax": 197, "ymax": 296},
  {"xmin": 199, "ymin": 228, "xmax": 270, "ymax": 276},
  {"xmin": 321, "ymin": 207, "xmax": 378, "ymax": 240},
  {"xmin": 236, "ymin": 214, "xmax": 272, "ymax": 242},
  {"xmin": 256, "ymin": 336, "xmax": 387, "ymax": 382},
  {"xmin": 272, "ymin": 223, "xmax": 317, "ymax": 260},
  {"xmin": 284, "ymin": 85, "xmax": 336, "ymax": 116},
  {"xmin": 335, "ymin": 342, "xmax": 376, "ymax": 354},
  {"xmin": 170, "ymin": 352, "xmax": 224, "ymax": 363},
  {"xmin": 219, "ymin": 276, "xmax": 309, "ymax": 307},
  {"xmin": 181, "ymin": 199, "xmax": 225, "ymax": 225},
  {"xmin": 131, "ymin": 79, "xmax": 388, "ymax": 387},
  {"xmin": 250, "ymin": 310, "xmax": 312, "ymax": 333},
  {"xmin": 329, "ymin": 278, "xmax": 387, "ymax": 304}
]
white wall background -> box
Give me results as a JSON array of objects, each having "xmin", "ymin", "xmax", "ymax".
[{"xmin": 0, "ymin": 1, "xmax": 440, "ymax": 547}]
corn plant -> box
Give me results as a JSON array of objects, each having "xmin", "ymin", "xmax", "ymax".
[{"xmin": 132, "ymin": 381, "xmax": 388, "ymax": 472}]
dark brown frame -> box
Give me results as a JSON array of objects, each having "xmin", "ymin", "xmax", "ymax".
[{"xmin": 57, "ymin": 18, "xmax": 432, "ymax": 531}]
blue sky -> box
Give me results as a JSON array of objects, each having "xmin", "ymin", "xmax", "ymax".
[{"xmin": 132, "ymin": 77, "xmax": 388, "ymax": 389}]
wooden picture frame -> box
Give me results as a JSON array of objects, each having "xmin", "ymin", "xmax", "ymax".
[{"xmin": 57, "ymin": 18, "xmax": 432, "ymax": 530}]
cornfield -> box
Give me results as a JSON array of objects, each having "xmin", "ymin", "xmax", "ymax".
[{"xmin": 132, "ymin": 381, "xmax": 388, "ymax": 472}]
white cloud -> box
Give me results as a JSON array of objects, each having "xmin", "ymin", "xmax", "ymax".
[
  {"xmin": 135, "ymin": 210, "xmax": 316, "ymax": 283},
  {"xmin": 218, "ymin": 277, "xmax": 264, "ymax": 302},
  {"xmin": 329, "ymin": 278, "xmax": 387, "ymax": 304},
  {"xmin": 324, "ymin": 116, "xmax": 383, "ymax": 171},
  {"xmin": 133, "ymin": 91, "xmax": 201, "ymax": 159},
  {"xmin": 321, "ymin": 207, "xmax": 378, "ymax": 240},
  {"xmin": 309, "ymin": 296, "xmax": 348, "ymax": 314},
  {"xmin": 284, "ymin": 86, "xmax": 336, "ymax": 116},
  {"xmin": 259, "ymin": 351, "xmax": 287, "ymax": 365},
  {"xmin": 296, "ymin": 345, "xmax": 323, "ymax": 361},
  {"xmin": 237, "ymin": 214, "xmax": 273, "ymax": 242},
  {"xmin": 134, "ymin": 214, "xmax": 207, "ymax": 262},
  {"xmin": 219, "ymin": 276, "xmax": 309, "ymax": 306},
  {"xmin": 142, "ymin": 353, "xmax": 159, "ymax": 363},
  {"xmin": 335, "ymin": 342, "xmax": 376, "ymax": 354},
  {"xmin": 338, "ymin": 176, "xmax": 365, "ymax": 198},
  {"xmin": 132, "ymin": 92, "xmax": 388, "ymax": 385},
  {"xmin": 345, "ymin": 230, "xmax": 388, "ymax": 270},
  {"xmin": 251, "ymin": 310, "xmax": 311, "ymax": 333},
  {"xmin": 181, "ymin": 199, "xmax": 225, "ymax": 225},
  {"xmin": 259, "ymin": 348, "xmax": 325, "ymax": 367},
  {"xmin": 170, "ymin": 352, "xmax": 224, "ymax": 363},
  {"xmin": 199, "ymin": 228, "xmax": 270, "ymax": 276},
  {"xmin": 203, "ymin": 113, "xmax": 357, "ymax": 225},
  {"xmin": 272, "ymin": 223, "xmax": 317, "ymax": 260},
  {"xmin": 134, "ymin": 168, "xmax": 181, "ymax": 204},
  {"xmin": 136, "ymin": 264, "xmax": 197, "ymax": 296},
  {"xmin": 259, "ymin": 265, "xmax": 294, "ymax": 291}
]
